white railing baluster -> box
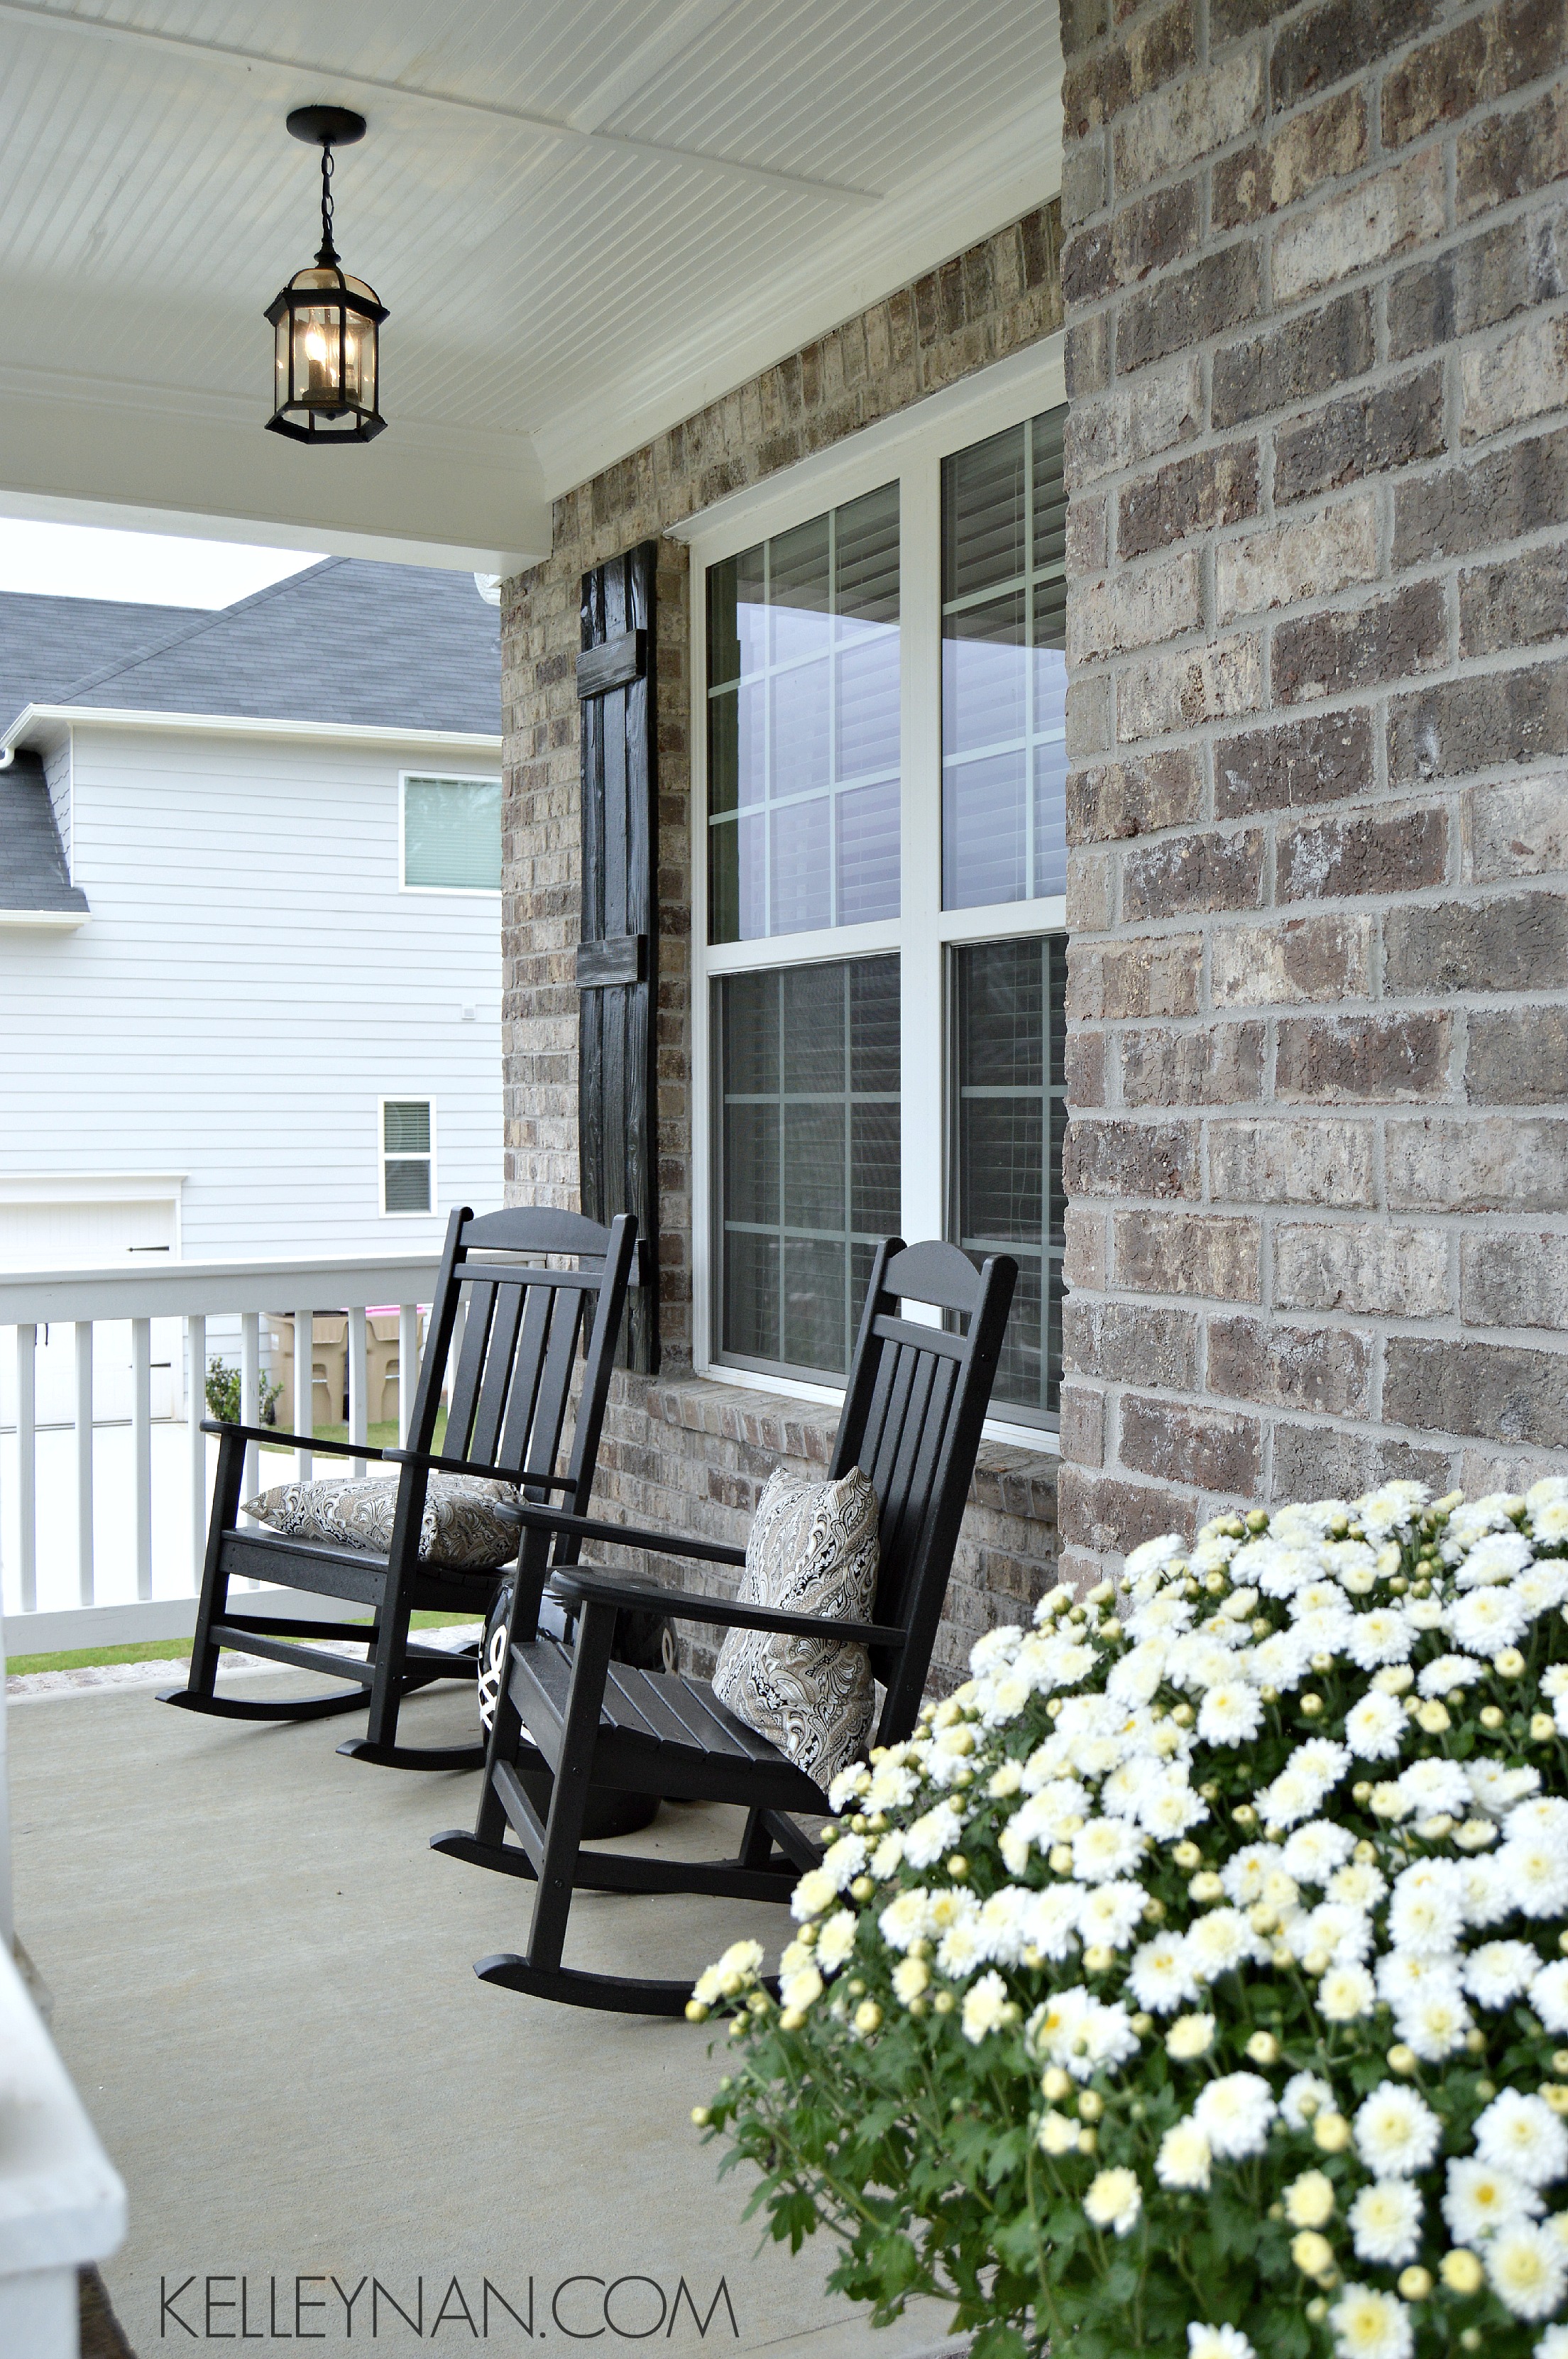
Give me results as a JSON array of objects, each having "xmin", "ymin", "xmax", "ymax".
[
  {"xmin": 15, "ymin": 1325, "xmax": 36, "ymax": 1614},
  {"xmin": 74, "ymin": 1321, "xmax": 94, "ymax": 1607},
  {"xmin": 399, "ymin": 1303, "xmax": 418, "ymax": 1447},
  {"xmin": 187, "ymin": 1313, "xmax": 207, "ymax": 1582},
  {"xmin": 132, "ymin": 1317, "xmax": 153, "ymax": 1602},
  {"xmin": 348, "ymin": 1306, "xmax": 368, "ymax": 1475},
  {"xmin": 293, "ymin": 1303, "xmax": 314, "ymax": 1482},
  {"xmin": 239, "ymin": 1311, "xmax": 260, "ymax": 1529}
]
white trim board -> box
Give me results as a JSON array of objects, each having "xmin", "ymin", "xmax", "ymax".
[
  {"xmin": 3, "ymin": 1590, "xmax": 352, "ymax": 1660},
  {"xmin": 3, "ymin": 706, "xmax": 502, "ymax": 759}
]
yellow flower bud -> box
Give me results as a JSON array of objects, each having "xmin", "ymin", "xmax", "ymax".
[
  {"xmin": 853, "ymin": 2000, "xmax": 882, "ymax": 2034},
  {"xmin": 1533, "ymin": 1714, "xmax": 1557, "ymax": 1742},
  {"xmin": 933, "ymin": 1991, "xmax": 955, "ymax": 2015},
  {"xmin": 1397, "ymin": 2267, "xmax": 1433, "ymax": 2301},
  {"xmin": 1415, "ymin": 1700, "xmax": 1451, "ymax": 1735},
  {"xmin": 779, "ymin": 2005, "xmax": 807, "ymax": 2031},
  {"xmin": 1545, "ymin": 2083, "xmax": 1568, "ymax": 2116},
  {"xmin": 1076, "ymin": 2125, "xmax": 1098, "ymax": 2156},
  {"xmin": 1440, "ymin": 2250, "xmax": 1484, "ymax": 2295},
  {"xmin": 1494, "ymin": 1648, "xmax": 1526, "ymax": 1677},
  {"xmin": 1480, "ymin": 1704, "xmax": 1505, "ymax": 1730},
  {"xmin": 1247, "ymin": 2031, "xmax": 1281, "ymax": 2066},
  {"xmin": 1172, "ymin": 1841, "xmax": 1202, "ymax": 1871},
  {"xmin": 1083, "ymin": 1944, "xmax": 1115, "ymax": 1974},
  {"xmin": 947, "ymin": 1854, "xmax": 970, "ymax": 1881},
  {"xmin": 1048, "ymin": 1844, "xmax": 1075, "ymax": 1876},
  {"xmin": 1313, "ymin": 2112, "xmax": 1352, "ymax": 2153},
  {"xmin": 850, "ymin": 1875, "xmax": 875, "ymax": 1903},
  {"xmin": 1190, "ymin": 1871, "xmax": 1225, "ymax": 1903},
  {"xmin": 1285, "ymin": 2172, "xmax": 1336, "ymax": 2229},
  {"xmin": 685, "ymin": 2000, "xmax": 709, "ymax": 2023},
  {"xmin": 1171, "ymin": 1703, "xmax": 1195, "ymax": 1729},
  {"xmin": 1078, "ymin": 2089, "xmax": 1104, "ymax": 2121},
  {"xmin": 1291, "ymin": 2231, "xmax": 1334, "ymax": 2277},
  {"xmin": 1300, "ymin": 1693, "xmax": 1325, "ymax": 1718},
  {"xmin": 1388, "ymin": 2045, "xmax": 1418, "ymax": 2076}
]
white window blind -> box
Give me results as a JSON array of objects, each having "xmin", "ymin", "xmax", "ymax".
[{"xmin": 402, "ymin": 776, "xmax": 502, "ymax": 892}]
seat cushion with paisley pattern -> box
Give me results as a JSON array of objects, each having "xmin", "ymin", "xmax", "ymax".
[
  {"xmin": 241, "ymin": 1470, "xmax": 522, "ymax": 1570},
  {"xmin": 711, "ymin": 1462, "xmax": 879, "ymax": 1787}
]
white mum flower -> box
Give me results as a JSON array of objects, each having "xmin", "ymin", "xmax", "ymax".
[
  {"xmin": 1328, "ymin": 1860, "xmax": 1388, "ymax": 1910},
  {"xmin": 1532, "ymin": 1960, "xmax": 1568, "ymax": 2035},
  {"xmin": 1518, "ymin": 1560, "xmax": 1568, "ymax": 1619},
  {"xmin": 1186, "ymin": 1906, "xmax": 1268, "ymax": 1981},
  {"xmin": 970, "ymin": 1624, "xmax": 1024, "ymax": 1674},
  {"xmin": 1418, "ymin": 1652, "xmax": 1488, "ymax": 1696},
  {"xmin": 1488, "ymin": 2223, "xmax": 1568, "ymax": 2321},
  {"xmin": 1319, "ymin": 1964, "xmax": 1377, "ymax": 2022},
  {"xmin": 1193, "ymin": 2071, "xmax": 1276, "ymax": 2160},
  {"xmin": 816, "ymin": 1910, "xmax": 858, "ymax": 1972},
  {"xmin": 1354, "ymin": 2082, "xmax": 1442, "ymax": 2177},
  {"xmin": 1348, "ymin": 2179, "xmax": 1423, "ymax": 2265},
  {"xmin": 1166, "ymin": 2012, "xmax": 1216, "ymax": 2061},
  {"xmin": 1342, "ymin": 1691, "xmax": 1408, "ymax": 1761},
  {"xmin": 1469, "ymin": 1759, "xmax": 1542, "ymax": 1817},
  {"xmin": 1356, "ymin": 1479, "xmax": 1430, "ymax": 1540},
  {"xmin": 1197, "ymin": 1681, "xmax": 1265, "ymax": 1746},
  {"xmin": 828, "ymin": 1763, "xmax": 871, "ymax": 1811},
  {"xmin": 902, "ymin": 1802, "xmax": 963, "ymax": 1871},
  {"xmin": 1453, "ymin": 1530, "xmax": 1534, "ymax": 1587},
  {"xmin": 1394, "ymin": 1980, "xmax": 1473, "ymax": 2062},
  {"xmin": 891, "ymin": 1954, "xmax": 930, "ymax": 2006},
  {"xmin": 1029, "ymin": 1986, "xmax": 1139, "ymax": 2082},
  {"xmin": 1457, "ymin": 1854, "xmax": 1512, "ymax": 1928},
  {"xmin": 974, "ymin": 1887, "xmax": 1036, "ymax": 1968},
  {"xmin": 1465, "ymin": 1941, "xmax": 1542, "ymax": 2008},
  {"xmin": 1139, "ymin": 1778, "xmax": 1209, "ymax": 1840},
  {"xmin": 870, "ymin": 1829, "xmax": 906, "ymax": 1879},
  {"xmin": 1155, "ymin": 2117, "xmax": 1212, "ymax": 2190},
  {"xmin": 1083, "ymin": 2165, "xmax": 1142, "ymax": 2237},
  {"xmin": 1393, "ymin": 1759, "xmax": 1471, "ymax": 1824},
  {"xmin": 1078, "ymin": 1880, "xmax": 1148, "ymax": 1953},
  {"xmin": 1442, "ymin": 1494, "xmax": 1520, "ymax": 1558},
  {"xmin": 1449, "ymin": 1584, "xmax": 1530, "ymax": 1655},
  {"xmin": 1282, "ymin": 1819, "xmax": 1357, "ymax": 1885},
  {"xmin": 1014, "ymin": 1773, "xmax": 1091, "ymax": 1830},
  {"xmin": 1073, "ymin": 1817, "xmax": 1147, "ymax": 1884},
  {"xmin": 960, "ymin": 1970, "xmax": 1011, "ymax": 2045},
  {"xmin": 1388, "ymin": 1857, "xmax": 1466, "ymax": 1955},
  {"xmin": 1220, "ymin": 1844, "xmax": 1273, "ymax": 1905},
  {"xmin": 1536, "ymin": 2330, "xmax": 1568, "ymax": 2359},
  {"xmin": 1077, "ymin": 1996, "xmax": 1142, "ymax": 2077},
  {"xmin": 1022, "ymin": 1883, "xmax": 1086, "ymax": 1963},
  {"xmin": 1283, "ymin": 1901, "xmax": 1373, "ymax": 1969},
  {"xmin": 1251, "ymin": 1628, "xmax": 1312, "ymax": 1691},
  {"xmin": 791, "ymin": 1866, "xmax": 840, "ymax": 1920},
  {"xmin": 1376, "ymin": 1953, "xmax": 1464, "ymax": 2011},
  {"xmin": 1281, "ymin": 2071, "xmax": 1336, "ymax": 2129},
  {"xmin": 1126, "ymin": 1932, "xmax": 1198, "ymax": 2015},
  {"xmin": 1475, "ymin": 2091, "xmax": 1568, "ymax": 2189},
  {"xmin": 1345, "ymin": 1617, "xmax": 1416, "ymax": 1676},
  {"xmin": 779, "ymin": 1964, "xmax": 824, "ymax": 2011},
  {"xmin": 936, "ymin": 1910, "xmax": 988, "ymax": 1979},
  {"xmin": 867, "ymin": 1758, "xmax": 918, "ymax": 1812},
  {"xmin": 878, "ymin": 1888, "xmax": 934, "ymax": 1952},
  {"xmin": 1498, "ymin": 1824, "xmax": 1568, "ymax": 1920},
  {"xmin": 1124, "ymin": 1534, "xmax": 1188, "ymax": 1584},
  {"xmin": 1187, "ymin": 2328, "xmax": 1254, "ymax": 2359},
  {"xmin": 1444, "ymin": 2155, "xmax": 1542, "ymax": 2244},
  {"xmin": 1327, "ymin": 2284, "xmax": 1413, "ymax": 2359}
]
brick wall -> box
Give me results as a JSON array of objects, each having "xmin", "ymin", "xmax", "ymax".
[
  {"xmin": 500, "ymin": 201, "xmax": 1065, "ymax": 1669},
  {"xmin": 1056, "ymin": 0, "xmax": 1568, "ymax": 1581}
]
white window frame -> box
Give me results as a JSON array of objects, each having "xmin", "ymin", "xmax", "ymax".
[
  {"xmin": 399, "ymin": 770, "xmax": 504, "ymax": 896},
  {"xmin": 378, "ymin": 1096, "xmax": 437, "ymax": 1218},
  {"xmin": 681, "ymin": 336, "xmax": 1068, "ymax": 1452}
]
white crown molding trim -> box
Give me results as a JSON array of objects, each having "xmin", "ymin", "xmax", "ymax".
[
  {"xmin": 532, "ymin": 84, "xmax": 1063, "ymax": 502},
  {"xmin": 0, "ymin": 908, "xmax": 89, "ymax": 930},
  {"xmin": 4, "ymin": 705, "xmax": 502, "ymax": 756},
  {"xmin": 0, "ymin": 1174, "xmax": 185, "ymax": 1205}
]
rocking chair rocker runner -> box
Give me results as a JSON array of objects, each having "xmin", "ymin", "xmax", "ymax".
[
  {"xmin": 160, "ymin": 1206, "xmax": 638, "ymax": 1770},
  {"xmin": 432, "ymin": 1236, "xmax": 1016, "ymax": 2013}
]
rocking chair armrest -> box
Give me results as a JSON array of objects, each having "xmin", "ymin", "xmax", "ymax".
[
  {"xmin": 512, "ymin": 1499, "xmax": 747, "ymax": 1571},
  {"xmin": 380, "ymin": 1447, "xmax": 575, "ymax": 1492},
  {"xmin": 200, "ymin": 1421, "xmax": 388, "ymax": 1460},
  {"xmin": 549, "ymin": 1562, "xmax": 910, "ymax": 1651}
]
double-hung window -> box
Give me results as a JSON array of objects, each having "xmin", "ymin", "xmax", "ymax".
[
  {"xmin": 380, "ymin": 1099, "xmax": 434, "ymax": 1215},
  {"xmin": 690, "ymin": 344, "xmax": 1070, "ymax": 1433},
  {"xmin": 402, "ymin": 774, "xmax": 503, "ymax": 892}
]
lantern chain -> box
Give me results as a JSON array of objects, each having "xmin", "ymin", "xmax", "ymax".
[{"xmin": 316, "ymin": 141, "xmax": 340, "ymax": 269}]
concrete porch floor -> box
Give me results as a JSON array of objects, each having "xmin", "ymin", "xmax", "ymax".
[{"xmin": 9, "ymin": 1663, "xmax": 956, "ymax": 2358}]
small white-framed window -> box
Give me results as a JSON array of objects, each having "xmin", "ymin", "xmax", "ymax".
[
  {"xmin": 400, "ymin": 773, "xmax": 502, "ymax": 893},
  {"xmin": 686, "ymin": 341, "xmax": 1070, "ymax": 1439},
  {"xmin": 380, "ymin": 1098, "xmax": 434, "ymax": 1215}
]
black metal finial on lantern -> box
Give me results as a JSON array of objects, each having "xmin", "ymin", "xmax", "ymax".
[{"xmin": 265, "ymin": 106, "xmax": 387, "ymax": 444}]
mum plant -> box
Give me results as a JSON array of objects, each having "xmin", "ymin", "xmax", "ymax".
[{"xmin": 691, "ymin": 1479, "xmax": 1568, "ymax": 2359}]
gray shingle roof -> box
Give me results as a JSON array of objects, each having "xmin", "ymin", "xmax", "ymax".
[
  {"xmin": 0, "ymin": 752, "xmax": 89, "ymax": 915},
  {"xmin": 1, "ymin": 557, "xmax": 501, "ymax": 739},
  {"xmin": 0, "ymin": 593, "xmax": 204, "ymax": 740}
]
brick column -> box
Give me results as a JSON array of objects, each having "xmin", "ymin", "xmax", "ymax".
[{"xmin": 1056, "ymin": 0, "xmax": 1568, "ymax": 1580}]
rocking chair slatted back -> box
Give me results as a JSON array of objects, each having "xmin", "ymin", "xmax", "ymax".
[
  {"xmin": 413, "ymin": 1207, "xmax": 636, "ymax": 1522},
  {"xmin": 829, "ymin": 1236, "xmax": 1015, "ymax": 1739}
]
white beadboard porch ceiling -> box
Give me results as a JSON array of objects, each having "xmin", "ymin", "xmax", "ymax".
[{"xmin": 0, "ymin": 0, "xmax": 1063, "ymax": 569}]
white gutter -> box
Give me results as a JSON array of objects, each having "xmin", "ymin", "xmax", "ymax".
[{"xmin": 4, "ymin": 704, "xmax": 501, "ymax": 757}]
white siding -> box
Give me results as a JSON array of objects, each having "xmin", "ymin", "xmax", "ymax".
[{"xmin": 0, "ymin": 722, "xmax": 503, "ymax": 1262}]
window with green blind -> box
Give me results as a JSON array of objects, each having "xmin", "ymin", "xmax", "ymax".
[
  {"xmin": 941, "ymin": 409, "xmax": 1068, "ymax": 910},
  {"xmin": 695, "ymin": 361, "xmax": 1069, "ymax": 1425},
  {"xmin": 381, "ymin": 1099, "xmax": 432, "ymax": 1215},
  {"xmin": 713, "ymin": 957, "xmax": 899, "ymax": 1379},
  {"xmin": 402, "ymin": 775, "xmax": 502, "ymax": 892}
]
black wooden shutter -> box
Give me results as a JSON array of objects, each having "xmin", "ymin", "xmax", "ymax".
[{"xmin": 576, "ymin": 540, "xmax": 659, "ymax": 1372}]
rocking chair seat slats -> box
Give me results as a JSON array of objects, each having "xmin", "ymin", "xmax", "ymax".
[
  {"xmin": 434, "ymin": 1235, "xmax": 1016, "ymax": 2013},
  {"xmin": 160, "ymin": 1205, "xmax": 638, "ymax": 1768}
]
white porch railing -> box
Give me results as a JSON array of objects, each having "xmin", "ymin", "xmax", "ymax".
[{"xmin": 0, "ymin": 1252, "xmax": 442, "ymax": 1654}]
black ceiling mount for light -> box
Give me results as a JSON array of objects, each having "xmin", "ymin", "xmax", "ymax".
[{"xmin": 265, "ymin": 105, "xmax": 388, "ymax": 444}]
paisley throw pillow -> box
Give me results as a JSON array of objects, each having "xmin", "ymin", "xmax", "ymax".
[
  {"xmin": 711, "ymin": 1464, "xmax": 879, "ymax": 1788},
  {"xmin": 241, "ymin": 1470, "xmax": 522, "ymax": 1570}
]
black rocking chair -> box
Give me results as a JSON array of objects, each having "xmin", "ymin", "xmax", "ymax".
[
  {"xmin": 432, "ymin": 1236, "xmax": 1016, "ymax": 2012},
  {"xmin": 160, "ymin": 1208, "xmax": 638, "ymax": 1770}
]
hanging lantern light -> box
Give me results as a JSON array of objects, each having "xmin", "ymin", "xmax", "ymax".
[{"xmin": 265, "ymin": 106, "xmax": 387, "ymax": 444}]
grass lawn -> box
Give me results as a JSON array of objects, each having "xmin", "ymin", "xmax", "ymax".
[
  {"xmin": 6, "ymin": 1611, "xmax": 482, "ymax": 1680},
  {"xmin": 256, "ymin": 1410, "xmax": 450, "ymax": 1457}
]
